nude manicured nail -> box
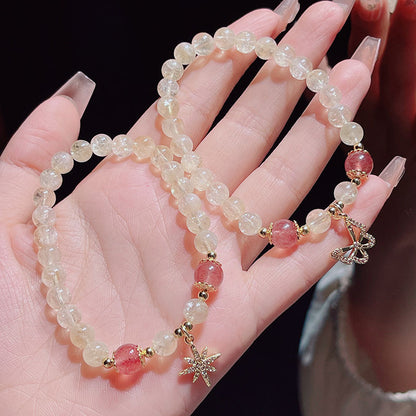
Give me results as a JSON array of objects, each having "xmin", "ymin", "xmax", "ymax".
[
  {"xmin": 333, "ymin": 0, "xmax": 356, "ymax": 16},
  {"xmin": 52, "ymin": 71, "xmax": 95, "ymax": 118},
  {"xmin": 378, "ymin": 156, "xmax": 406, "ymax": 189},
  {"xmin": 358, "ymin": 0, "xmax": 383, "ymax": 20},
  {"xmin": 274, "ymin": 0, "xmax": 301, "ymax": 23},
  {"xmin": 351, "ymin": 36, "xmax": 381, "ymax": 73},
  {"xmin": 388, "ymin": 0, "xmax": 398, "ymax": 13}
]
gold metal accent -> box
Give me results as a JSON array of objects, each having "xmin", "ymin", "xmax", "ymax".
[
  {"xmin": 258, "ymin": 227, "xmax": 268, "ymax": 238},
  {"xmin": 207, "ymin": 252, "xmax": 217, "ymax": 261},
  {"xmin": 145, "ymin": 347, "xmax": 155, "ymax": 358},
  {"xmin": 299, "ymin": 225, "xmax": 309, "ymax": 235},
  {"xmin": 352, "ymin": 177, "xmax": 361, "ymax": 186},
  {"xmin": 174, "ymin": 327, "xmax": 183, "ymax": 337},
  {"xmin": 346, "ymin": 169, "xmax": 368, "ymax": 181},
  {"xmin": 103, "ymin": 357, "xmax": 115, "ymax": 368},
  {"xmin": 194, "ymin": 281, "xmax": 216, "ymax": 292},
  {"xmin": 353, "ymin": 142, "xmax": 364, "ymax": 151},
  {"xmin": 183, "ymin": 321, "xmax": 193, "ymax": 331},
  {"xmin": 198, "ymin": 290, "xmax": 209, "ymax": 301}
]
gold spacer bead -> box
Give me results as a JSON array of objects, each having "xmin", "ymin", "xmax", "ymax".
[
  {"xmin": 328, "ymin": 206, "xmax": 337, "ymax": 216},
  {"xmin": 198, "ymin": 290, "xmax": 209, "ymax": 301},
  {"xmin": 352, "ymin": 177, "xmax": 361, "ymax": 186},
  {"xmin": 299, "ymin": 225, "xmax": 309, "ymax": 235},
  {"xmin": 207, "ymin": 252, "xmax": 217, "ymax": 261},
  {"xmin": 174, "ymin": 327, "xmax": 183, "ymax": 337},
  {"xmin": 258, "ymin": 227, "xmax": 268, "ymax": 238},
  {"xmin": 183, "ymin": 321, "xmax": 193, "ymax": 331},
  {"xmin": 354, "ymin": 142, "xmax": 364, "ymax": 151},
  {"xmin": 103, "ymin": 357, "xmax": 115, "ymax": 369},
  {"xmin": 145, "ymin": 347, "xmax": 155, "ymax": 358}
]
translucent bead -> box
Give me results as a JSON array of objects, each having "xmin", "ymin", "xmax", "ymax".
[
  {"xmin": 46, "ymin": 286, "xmax": 71, "ymax": 309},
  {"xmin": 271, "ymin": 219, "xmax": 298, "ymax": 248},
  {"xmin": 83, "ymin": 341, "xmax": 109, "ymax": 367},
  {"xmin": 91, "ymin": 134, "xmax": 113, "ymax": 156},
  {"xmin": 178, "ymin": 193, "xmax": 202, "ymax": 217},
  {"xmin": 340, "ymin": 122, "xmax": 364, "ymax": 146},
  {"xmin": 345, "ymin": 150, "xmax": 374, "ymax": 176},
  {"xmin": 194, "ymin": 230, "xmax": 217, "ymax": 254},
  {"xmin": 157, "ymin": 96, "xmax": 179, "ymax": 119},
  {"xmin": 33, "ymin": 188, "xmax": 56, "ymax": 207},
  {"xmin": 70, "ymin": 322, "xmax": 94, "ymax": 349},
  {"xmin": 255, "ymin": 37, "xmax": 277, "ymax": 60},
  {"xmin": 152, "ymin": 331, "xmax": 178, "ymax": 356},
  {"xmin": 214, "ymin": 27, "xmax": 235, "ymax": 50},
  {"xmin": 157, "ymin": 78, "xmax": 179, "ymax": 97},
  {"xmin": 334, "ymin": 181, "xmax": 358, "ymax": 205},
  {"xmin": 170, "ymin": 134, "xmax": 193, "ymax": 157},
  {"xmin": 114, "ymin": 344, "xmax": 142, "ymax": 375},
  {"xmin": 190, "ymin": 167, "xmax": 214, "ymax": 191},
  {"xmin": 174, "ymin": 42, "xmax": 196, "ymax": 65},
  {"xmin": 181, "ymin": 151, "xmax": 201, "ymax": 173},
  {"xmin": 306, "ymin": 69, "xmax": 329, "ymax": 92},
  {"xmin": 222, "ymin": 196, "xmax": 245, "ymax": 221},
  {"xmin": 306, "ymin": 209, "xmax": 332, "ymax": 234},
  {"xmin": 57, "ymin": 304, "xmax": 81, "ymax": 329},
  {"xmin": 162, "ymin": 118, "xmax": 184, "ymax": 138},
  {"xmin": 289, "ymin": 56, "xmax": 313, "ymax": 80},
  {"xmin": 160, "ymin": 161, "xmax": 184, "ymax": 185},
  {"xmin": 319, "ymin": 85, "xmax": 342, "ymax": 109},
  {"xmin": 170, "ymin": 177, "xmax": 193, "ymax": 199},
  {"xmin": 112, "ymin": 134, "xmax": 133, "ymax": 158},
  {"xmin": 206, "ymin": 182, "xmax": 229, "ymax": 206},
  {"xmin": 274, "ymin": 44, "xmax": 295, "ymax": 67},
  {"xmin": 71, "ymin": 140, "xmax": 92, "ymax": 162},
  {"xmin": 328, "ymin": 104, "xmax": 352, "ymax": 128},
  {"xmin": 38, "ymin": 246, "xmax": 61, "ymax": 267},
  {"xmin": 151, "ymin": 145, "xmax": 173, "ymax": 169},
  {"xmin": 32, "ymin": 205, "xmax": 56, "ymax": 226},
  {"xmin": 186, "ymin": 210, "xmax": 211, "ymax": 234},
  {"xmin": 132, "ymin": 136, "xmax": 155, "ymax": 160},
  {"xmin": 183, "ymin": 298, "xmax": 209, "ymax": 324},
  {"xmin": 161, "ymin": 58, "xmax": 184, "ymax": 81},
  {"xmin": 194, "ymin": 260, "xmax": 223, "ymax": 289},
  {"xmin": 41, "ymin": 265, "xmax": 66, "ymax": 287},
  {"xmin": 235, "ymin": 31, "xmax": 256, "ymax": 54},
  {"xmin": 238, "ymin": 212, "xmax": 263, "ymax": 236},
  {"xmin": 51, "ymin": 151, "xmax": 74, "ymax": 174},
  {"xmin": 34, "ymin": 225, "xmax": 58, "ymax": 247},
  {"xmin": 40, "ymin": 168, "xmax": 63, "ymax": 191},
  {"xmin": 192, "ymin": 32, "xmax": 215, "ymax": 56}
]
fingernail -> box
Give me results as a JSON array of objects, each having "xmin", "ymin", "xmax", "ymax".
[
  {"xmin": 52, "ymin": 71, "xmax": 95, "ymax": 118},
  {"xmin": 351, "ymin": 36, "xmax": 381, "ymax": 73},
  {"xmin": 358, "ymin": 0, "xmax": 384, "ymax": 21},
  {"xmin": 378, "ymin": 156, "xmax": 406, "ymax": 189},
  {"xmin": 274, "ymin": 0, "xmax": 301, "ymax": 23},
  {"xmin": 333, "ymin": 0, "xmax": 356, "ymax": 16},
  {"xmin": 387, "ymin": 0, "xmax": 398, "ymax": 13}
]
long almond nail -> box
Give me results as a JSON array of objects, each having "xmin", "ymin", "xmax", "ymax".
[
  {"xmin": 333, "ymin": 0, "xmax": 356, "ymax": 17},
  {"xmin": 274, "ymin": 0, "xmax": 301, "ymax": 23},
  {"xmin": 358, "ymin": 0, "xmax": 384, "ymax": 20},
  {"xmin": 52, "ymin": 71, "xmax": 95, "ymax": 118},
  {"xmin": 388, "ymin": 0, "xmax": 398, "ymax": 13},
  {"xmin": 351, "ymin": 36, "xmax": 381, "ymax": 73},
  {"xmin": 378, "ymin": 156, "xmax": 406, "ymax": 191}
]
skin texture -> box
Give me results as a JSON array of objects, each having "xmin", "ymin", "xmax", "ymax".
[{"xmin": 0, "ymin": 2, "xmax": 398, "ymax": 415}]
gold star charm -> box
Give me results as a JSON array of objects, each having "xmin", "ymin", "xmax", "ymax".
[{"xmin": 179, "ymin": 344, "xmax": 221, "ymax": 387}]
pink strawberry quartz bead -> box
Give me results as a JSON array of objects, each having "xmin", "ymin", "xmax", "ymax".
[
  {"xmin": 194, "ymin": 260, "xmax": 224, "ymax": 289},
  {"xmin": 113, "ymin": 344, "xmax": 142, "ymax": 375},
  {"xmin": 271, "ymin": 219, "xmax": 298, "ymax": 249},
  {"xmin": 345, "ymin": 150, "xmax": 374, "ymax": 176}
]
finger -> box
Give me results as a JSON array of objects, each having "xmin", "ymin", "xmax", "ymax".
[{"xmin": 0, "ymin": 72, "xmax": 94, "ymax": 224}]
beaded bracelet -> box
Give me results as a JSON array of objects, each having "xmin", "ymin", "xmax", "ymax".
[{"xmin": 32, "ymin": 25, "xmax": 375, "ymax": 388}]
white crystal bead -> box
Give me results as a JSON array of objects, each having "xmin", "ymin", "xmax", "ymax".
[
  {"xmin": 186, "ymin": 210, "xmax": 211, "ymax": 234},
  {"xmin": 162, "ymin": 118, "xmax": 184, "ymax": 138},
  {"xmin": 160, "ymin": 161, "xmax": 184, "ymax": 185},
  {"xmin": 238, "ymin": 212, "xmax": 263, "ymax": 236},
  {"xmin": 91, "ymin": 134, "xmax": 113, "ymax": 157},
  {"xmin": 170, "ymin": 177, "xmax": 193, "ymax": 199},
  {"xmin": 46, "ymin": 286, "xmax": 71, "ymax": 309},
  {"xmin": 40, "ymin": 168, "xmax": 63, "ymax": 191},
  {"xmin": 112, "ymin": 134, "xmax": 133, "ymax": 158},
  {"xmin": 190, "ymin": 167, "xmax": 214, "ymax": 191},
  {"xmin": 170, "ymin": 134, "xmax": 193, "ymax": 157},
  {"xmin": 306, "ymin": 69, "xmax": 329, "ymax": 92},
  {"xmin": 161, "ymin": 58, "xmax": 184, "ymax": 81},
  {"xmin": 34, "ymin": 225, "xmax": 58, "ymax": 247},
  {"xmin": 340, "ymin": 122, "xmax": 364, "ymax": 146},
  {"xmin": 328, "ymin": 104, "xmax": 352, "ymax": 128},
  {"xmin": 157, "ymin": 78, "xmax": 179, "ymax": 97},
  {"xmin": 51, "ymin": 151, "xmax": 74, "ymax": 174},
  {"xmin": 214, "ymin": 27, "xmax": 235, "ymax": 50},
  {"xmin": 206, "ymin": 182, "xmax": 229, "ymax": 206},
  {"xmin": 183, "ymin": 298, "xmax": 209, "ymax": 324},
  {"xmin": 57, "ymin": 304, "xmax": 82, "ymax": 329},
  {"xmin": 174, "ymin": 42, "xmax": 196, "ymax": 65},
  {"xmin": 194, "ymin": 230, "xmax": 218, "ymax": 254},
  {"xmin": 334, "ymin": 181, "xmax": 358, "ymax": 205},
  {"xmin": 41, "ymin": 266, "xmax": 66, "ymax": 287},
  {"xmin": 33, "ymin": 188, "xmax": 56, "ymax": 207},
  {"xmin": 222, "ymin": 196, "xmax": 245, "ymax": 221},
  {"xmin": 255, "ymin": 37, "xmax": 277, "ymax": 60},
  {"xmin": 235, "ymin": 31, "xmax": 256, "ymax": 54},
  {"xmin": 178, "ymin": 193, "xmax": 202, "ymax": 217},
  {"xmin": 38, "ymin": 246, "xmax": 61, "ymax": 267},
  {"xmin": 70, "ymin": 140, "xmax": 92, "ymax": 162},
  {"xmin": 319, "ymin": 85, "xmax": 342, "ymax": 109},
  {"xmin": 152, "ymin": 331, "xmax": 178, "ymax": 356},
  {"xmin": 151, "ymin": 145, "xmax": 173, "ymax": 169},
  {"xmin": 32, "ymin": 205, "xmax": 56, "ymax": 226},
  {"xmin": 70, "ymin": 322, "xmax": 95, "ymax": 349},
  {"xmin": 157, "ymin": 96, "xmax": 179, "ymax": 119},
  {"xmin": 83, "ymin": 341, "xmax": 109, "ymax": 367},
  {"xmin": 274, "ymin": 44, "xmax": 295, "ymax": 67},
  {"xmin": 306, "ymin": 209, "xmax": 332, "ymax": 234},
  {"xmin": 192, "ymin": 32, "xmax": 215, "ymax": 56},
  {"xmin": 133, "ymin": 136, "xmax": 156, "ymax": 160},
  {"xmin": 181, "ymin": 151, "xmax": 201, "ymax": 173},
  {"xmin": 289, "ymin": 56, "xmax": 313, "ymax": 80}
]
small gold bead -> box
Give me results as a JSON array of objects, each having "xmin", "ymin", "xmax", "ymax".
[
  {"xmin": 145, "ymin": 347, "xmax": 155, "ymax": 358},
  {"xmin": 258, "ymin": 227, "xmax": 268, "ymax": 238},
  {"xmin": 328, "ymin": 206, "xmax": 337, "ymax": 216},
  {"xmin": 354, "ymin": 142, "xmax": 364, "ymax": 151},
  {"xmin": 174, "ymin": 327, "xmax": 183, "ymax": 337},
  {"xmin": 300, "ymin": 225, "xmax": 309, "ymax": 235},
  {"xmin": 352, "ymin": 177, "xmax": 361, "ymax": 186},
  {"xmin": 336, "ymin": 200, "xmax": 345, "ymax": 210},
  {"xmin": 207, "ymin": 252, "xmax": 217, "ymax": 261},
  {"xmin": 183, "ymin": 321, "xmax": 193, "ymax": 331},
  {"xmin": 198, "ymin": 290, "xmax": 209, "ymax": 301},
  {"xmin": 103, "ymin": 357, "xmax": 115, "ymax": 368}
]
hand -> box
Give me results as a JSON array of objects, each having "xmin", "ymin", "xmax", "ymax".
[{"xmin": 0, "ymin": 2, "xmax": 398, "ymax": 414}]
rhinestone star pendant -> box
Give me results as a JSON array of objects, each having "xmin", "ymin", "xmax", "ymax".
[{"xmin": 179, "ymin": 344, "xmax": 221, "ymax": 387}]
